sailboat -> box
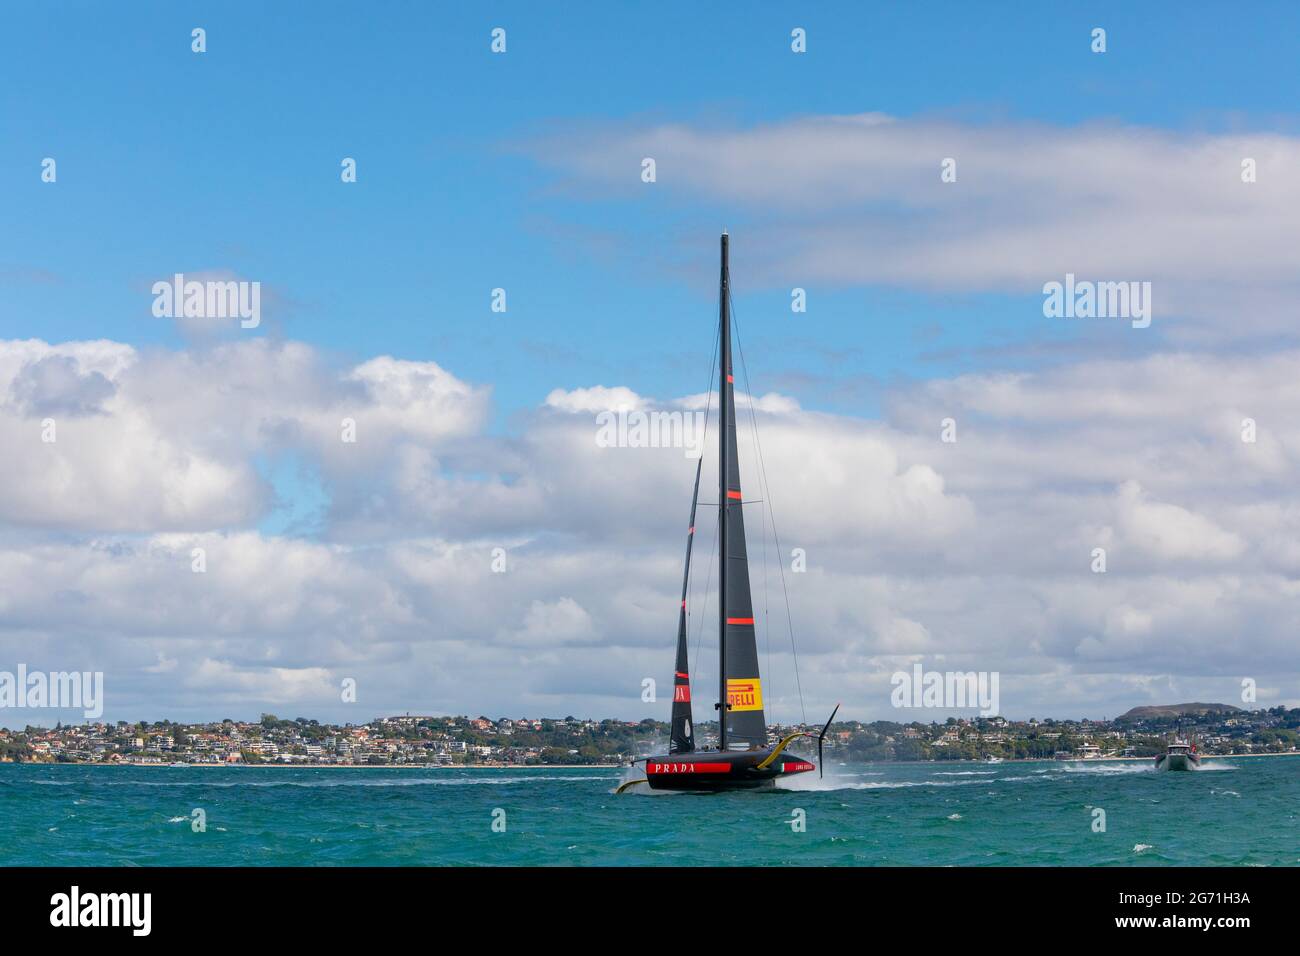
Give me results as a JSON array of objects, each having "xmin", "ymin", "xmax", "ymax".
[{"xmin": 619, "ymin": 233, "xmax": 837, "ymax": 794}]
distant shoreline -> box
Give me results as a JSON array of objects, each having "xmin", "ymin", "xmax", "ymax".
[{"xmin": 7, "ymin": 751, "xmax": 1298, "ymax": 769}]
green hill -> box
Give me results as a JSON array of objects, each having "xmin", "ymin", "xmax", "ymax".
[{"xmin": 1116, "ymin": 702, "xmax": 1241, "ymax": 722}]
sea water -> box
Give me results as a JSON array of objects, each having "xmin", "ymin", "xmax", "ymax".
[{"xmin": 2, "ymin": 756, "xmax": 1295, "ymax": 866}]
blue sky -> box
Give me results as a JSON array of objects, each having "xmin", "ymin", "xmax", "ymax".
[
  {"xmin": 8, "ymin": 2, "xmax": 1295, "ymax": 426},
  {"xmin": 4, "ymin": 3, "xmax": 1300, "ymax": 725}
]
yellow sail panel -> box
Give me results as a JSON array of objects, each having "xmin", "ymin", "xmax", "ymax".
[{"xmin": 726, "ymin": 678, "xmax": 763, "ymax": 712}]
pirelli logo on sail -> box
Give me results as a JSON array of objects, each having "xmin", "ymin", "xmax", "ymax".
[{"xmin": 726, "ymin": 677, "xmax": 763, "ymax": 712}]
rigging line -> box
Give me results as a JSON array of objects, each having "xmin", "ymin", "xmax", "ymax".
[
  {"xmin": 728, "ymin": 300, "xmax": 775, "ymax": 715},
  {"xmin": 731, "ymin": 311, "xmax": 777, "ymax": 717},
  {"xmin": 757, "ymin": 368, "xmax": 772, "ymax": 715},
  {"xmin": 686, "ymin": 320, "xmax": 722, "ymax": 735},
  {"xmin": 721, "ymin": 301, "xmax": 773, "ymax": 708},
  {"xmin": 728, "ymin": 286, "xmax": 808, "ymax": 727},
  {"xmin": 685, "ymin": 322, "xmax": 720, "ymax": 678},
  {"xmin": 691, "ymin": 507, "xmax": 719, "ymax": 727},
  {"xmin": 764, "ymin": 436, "xmax": 771, "ymax": 714},
  {"xmin": 729, "ymin": 292, "xmax": 775, "ymax": 722}
]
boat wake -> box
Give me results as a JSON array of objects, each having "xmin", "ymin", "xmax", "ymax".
[
  {"xmin": 1055, "ymin": 762, "xmax": 1153, "ymax": 775},
  {"xmin": 610, "ymin": 765, "xmax": 669, "ymax": 795},
  {"xmin": 777, "ymin": 772, "xmax": 985, "ymax": 791}
]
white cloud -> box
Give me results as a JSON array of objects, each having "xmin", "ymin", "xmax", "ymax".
[
  {"xmin": 544, "ymin": 385, "xmax": 644, "ymax": 412},
  {"xmin": 525, "ymin": 114, "xmax": 1300, "ymax": 339},
  {"xmin": 3, "ymin": 336, "xmax": 1300, "ymax": 725},
  {"xmin": 347, "ymin": 355, "xmax": 486, "ymax": 443},
  {"xmin": 1115, "ymin": 480, "xmax": 1245, "ymax": 562},
  {"xmin": 0, "ymin": 339, "xmax": 489, "ymax": 533},
  {"xmin": 503, "ymin": 597, "xmax": 598, "ymax": 646}
]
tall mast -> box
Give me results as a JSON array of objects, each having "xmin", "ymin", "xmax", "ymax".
[{"xmin": 717, "ymin": 231, "xmax": 730, "ymax": 751}]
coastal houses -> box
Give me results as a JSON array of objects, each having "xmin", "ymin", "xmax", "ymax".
[{"xmin": 2, "ymin": 707, "xmax": 1297, "ymax": 766}]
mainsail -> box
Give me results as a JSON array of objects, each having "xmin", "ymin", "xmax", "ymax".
[
  {"xmin": 669, "ymin": 457, "xmax": 702, "ymax": 754},
  {"xmin": 717, "ymin": 232, "xmax": 767, "ymax": 749}
]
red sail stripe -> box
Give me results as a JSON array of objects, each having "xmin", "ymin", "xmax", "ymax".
[
  {"xmin": 726, "ymin": 489, "xmax": 742, "ymax": 499},
  {"xmin": 726, "ymin": 617, "xmax": 755, "ymax": 625},
  {"xmin": 687, "ymin": 525, "xmax": 695, "ymax": 534},
  {"xmin": 675, "ymin": 671, "xmax": 689, "ymax": 679},
  {"xmin": 726, "ymin": 374, "xmax": 734, "ymax": 383}
]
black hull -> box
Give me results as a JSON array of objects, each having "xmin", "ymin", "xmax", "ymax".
[{"xmin": 643, "ymin": 747, "xmax": 814, "ymax": 792}]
